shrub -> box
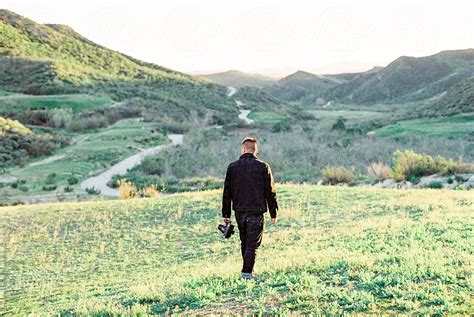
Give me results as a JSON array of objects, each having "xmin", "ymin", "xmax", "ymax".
[
  {"xmin": 48, "ymin": 108, "xmax": 73, "ymax": 128},
  {"xmin": 64, "ymin": 186, "xmax": 74, "ymax": 193},
  {"xmin": 45, "ymin": 173, "xmax": 57, "ymax": 185},
  {"xmin": 139, "ymin": 184, "xmax": 160, "ymax": 198},
  {"xmin": 85, "ymin": 187, "xmax": 100, "ymax": 195},
  {"xmin": 19, "ymin": 185, "xmax": 29, "ymax": 192},
  {"xmin": 331, "ymin": 116, "xmax": 347, "ymax": 131},
  {"xmin": 118, "ymin": 179, "xmax": 136, "ymax": 199},
  {"xmin": 67, "ymin": 176, "xmax": 79, "ymax": 185},
  {"xmin": 322, "ymin": 166, "xmax": 354, "ymax": 185},
  {"xmin": 140, "ymin": 156, "xmax": 166, "ymax": 176},
  {"xmin": 447, "ymin": 177, "xmax": 454, "ymax": 184},
  {"xmin": 272, "ymin": 121, "xmax": 292, "ymax": 133},
  {"xmin": 42, "ymin": 184, "xmax": 57, "ymax": 191},
  {"xmin": 367, "ymin": 162, "xmax": 391, "ymax": 181},
  {"xmin": 425, "ymin": 181, "xmax": 443, "ymax": 189},
  {"xmin": 391, "ymin": 150, "xmax": 473, "ymax": 181}
]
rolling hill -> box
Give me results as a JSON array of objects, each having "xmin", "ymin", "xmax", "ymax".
[
  {"xmin": 323, "ymin": 49, "xmax": 474, "ymax": 104},
  {"xmin": 199, "ymin": 70, "xmax": 276, "ymax": 88},
  {"xmin": 0, "ymin": 9, "xmax": 236, "ymax": 120},
  {"xmin": 264, "ymin": 70, "xmax": 339, "ymax": 103}
]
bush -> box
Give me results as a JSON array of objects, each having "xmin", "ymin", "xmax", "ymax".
[
  {"xmin": 391, "ymin": 150, "xmax": 473, "ymax": 181},
  {"xmin": 42, "ymin": 184, "xmax": 57, "ymax": 191},
  {"xmin": 139, "ymin": 184, "xmax": 160, "ymax": 198},
  {"xmin": 48, "ymin": 108, "xmax": 73, "ymax": 128},
  {"xmin": 140, "ymin": 156, "xmax": 166, "ymax": 176},
  {"xmin": 332, "ymin": 116, "xmax": 347, "ymax": 131},
  {"xmin": 118, "ymin": 179, "xmax": 136, "ymax": 199},
  {"xmin": 66, "ymin": 116, "xmax": 108, "ymax": 132},
  {"xmin": 425, "ymin": 181, "xmax": 443, "ymax": 189},
  {"xmin": 67, "ymin": 176, "xmax": 79, "ymax": 185},
  {"xmin": 19, "ymin": 185, "xmax": 29, "ymax": 192},
  {"xmin": 64, "ymin": 186, "xmax": 74, "ymax": 193},
  {"xmin": 272, "ymin": 121, "xmax": 292, "ymax": 133},
  {"xmin": 85, "ymin": 187, "xmax": 100, "ymax": 195},
  {"xmin": 45, "ymin": 173, "xmax": 57, "ymax": 185},
  {"xmin": 322, "ymin": 166, "xmax": 354, "ymax": 185},
  {"xmin": 367, "ymin": 162, "xmax": 391, "ymax": 181}
]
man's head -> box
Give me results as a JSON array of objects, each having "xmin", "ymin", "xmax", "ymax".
[{"xmin": 241, "ymin": 137, "xmax": 258, "ymax": 155}]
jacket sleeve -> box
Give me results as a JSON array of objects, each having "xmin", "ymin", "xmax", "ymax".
[
  {"xmin": 222, "ymin": 165, "xmax": 232, "ymax": 218},
  {"xmin": 263, "ymin": 163, "xmax": 278, "ymax": 218}
]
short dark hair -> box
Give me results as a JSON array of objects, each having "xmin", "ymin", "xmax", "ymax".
[{"xmin": 241, "ymin": 137, "xmax": 257, "ymax": 145}]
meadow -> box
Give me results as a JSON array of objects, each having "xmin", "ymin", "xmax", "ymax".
[
  {"xmin": 1, "ymin": 119, "xmax": 167, "ymax": 203},
  {"xmin": 375, "ymin": 113, "xmax": 474, "ymax": 139},
  {"xmin": 1, "ymin": 185, "xmax": 473, "ymax": 315},
  {"xmin": 0, "ymin": 93, "xmax": 114, "ymax": 112}
]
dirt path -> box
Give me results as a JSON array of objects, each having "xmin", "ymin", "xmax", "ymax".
[
  {"xmin": 80, "ymin": 134, "xmax": 183, "ymax": 196},
  {"xmin": 29, "ymin": 154, "xmax": 65, "ymax": 167},
  {"xmin": 227, "ymin": 87, "xmax": 254, "ymax": 124}
]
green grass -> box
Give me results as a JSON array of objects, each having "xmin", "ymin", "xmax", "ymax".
[
  {"xmin": 1, "ymin": 119, "xmax": 167, "ymax": 201},
  {"xmin": 1, "ymin": 185, "xmax": 472, "ymax": 315},
  {"xmin": 306, "ymin": 109, "xmax": 385, "ymax": 121},
  {"xmin": 0, "ymin": 93, "xmax": 114, "ymax": 112},
  {"xmin": 248, "ymin": 111, "xmax": 287, "ymax": 125},
  {"xmin": 375, "ymin": 114, "xmax": 474, "ymax": 138}
]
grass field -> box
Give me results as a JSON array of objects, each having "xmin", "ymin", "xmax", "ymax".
[
  {"xmin": 0, "ymin": 93, "xmax": 114, "ymax": 112},
  {"xmin": 248, "ymin": 111, "xmax": 288, "ymax": 125},
  {"xmin": 1, "ymin": 120, "xmax": 167, "ymax": 202},
  {"xmin": 376, "ymin": 114, "xmax": 474, "ymax": 138},
  {"xmin": 1, "ymin": 185, "xmax": 472, "ymax": 315},
  {"xmin": 306, "ymin": 109, "xmax": 385, "ymax": 122}
]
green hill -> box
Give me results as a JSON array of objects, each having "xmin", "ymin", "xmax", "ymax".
[
  {"xmin": 1, "ymin": 185, "xmax": 472, "ymax": 315},
  {"xmin": 0, "ymin": 9, "xmax": 236, "ymax": 121},
  {"xmin": 323, "ymin": 49, "xmax": 474, "ymax": 104},
  {"xmin": 199, "ymin": 70, "xmax": 276, "ymax": 88},
  {"xmin": 264, "ymin": 70, "xmax": 339, "ymax": 103}
]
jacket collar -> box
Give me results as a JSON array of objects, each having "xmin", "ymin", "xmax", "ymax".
[{"xmin": 240, "ymin": 153, "xmax": 257, "ymax": 159}]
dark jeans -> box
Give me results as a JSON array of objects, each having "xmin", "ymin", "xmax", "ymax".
[{"xmin": 235, "ymin": 212, "xmax": 264, "ymax": 273}]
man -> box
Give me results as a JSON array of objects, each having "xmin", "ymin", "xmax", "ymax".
[{"xmin": 222, "ymin": 137, "xmax": 278, "ymax": 280}]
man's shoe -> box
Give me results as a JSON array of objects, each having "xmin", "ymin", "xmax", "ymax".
[{"xmin": 241, "ymin": 272, "xmax": 255, "ymax": 280}]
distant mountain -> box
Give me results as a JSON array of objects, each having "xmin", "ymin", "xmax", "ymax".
[
  {"xmin": 264, "ymin": 70, "xmax": 339, "ymax": 103},
  {"xmin": 0, "ymin": 9, "xmax": 236, "ymax": 121},
  {"xmin": 323, "ymin": 49, "xmax": 474, "ymax": 104},
  {"xmin": 199, "ymin": 70, "xmax": 276, "ymax": 88}
]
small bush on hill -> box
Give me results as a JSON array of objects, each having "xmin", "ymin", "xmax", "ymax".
[
  {"xmin": 368, "ymin": 162, "xmax": 391, "ymax": 181},
  {"xmin": 85, "ymin": 187, "xmax": 100, "ymax": 195},
  {"xmin": 67, "ymin": 176, "xmax": 79, "ymax": 185},
  {"xmin": 322, "ymin": 166, "xmax": 354, "ymax": 185},
  {"xmin": 140, "ymin": 156, "xmax": 166, "ymax": 176},
  {"xmin": 331, "ymin": 116, "xmax": 347, "ymax": 131},
  {"xmin": 42, "ymin": 184, "xmax": 57, "ymax": 191},
  {"xmin": 425, "ymin": 181, "xmax": 444, "ymax": 189},
  {"xmin": 272, "ymin": 121, "xmax": 292, "ymax": 133},
  {"xmin": 118, "ymin": 179, "xmax": 137, "ymax": 199},
  {"xmin": 139, "ymin": 184, "xmax": 160, "ymax": 198},
  {"xmin": 391, "ymin": 150, "xmax": 474, "ymax": 181}
]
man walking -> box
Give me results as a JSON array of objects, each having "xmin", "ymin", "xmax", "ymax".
[{"xmin": 222, "ymin": 137, "xmax": 278, "ymax": 280}]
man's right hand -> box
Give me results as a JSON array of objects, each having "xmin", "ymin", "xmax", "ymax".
[
  {"xmin": 271, "ymin": 217, "xmax": 278, "ymax": 225},
  {"xmin": 223, "ymin": 217, "xmax": 231, "ymax": 224}
]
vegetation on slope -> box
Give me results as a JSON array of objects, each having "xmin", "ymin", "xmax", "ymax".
[
  {"xmin": 0, "ymin": 9, "xmax": 237, "ymax": 120},
  {"xmin": 1, "ymin": 186, "xmax": 472, "ymax": 314},
  {"xmin": 199, "ymin": 70, "xmax": 276, "ymax": 88},
  {"xmin": 323, "ymin": 49, "xmax": 474, "ymax": 104},
  {"xmin": 264, "ymin": 70, "xmax": 339, "ymax": 104}
]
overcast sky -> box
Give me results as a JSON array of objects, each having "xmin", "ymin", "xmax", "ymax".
[{"xmin": 3, "ymin": 0, "xmax": 473, "ymax": 77}]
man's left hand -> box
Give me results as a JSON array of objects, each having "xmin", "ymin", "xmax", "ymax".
[
  {"xmin": 223, "ymin": 217, "xmax": 231, "ymax": 224},
  {"xmin": 271, "ymin": 217, "xmax": 278, "ymax": 225}
]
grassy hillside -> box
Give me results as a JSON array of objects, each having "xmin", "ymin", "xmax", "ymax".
[
  {"xmin": 324, "ymin": 49, "xmax": 474, "ymax": 104},
  {"xmin": 264, "ymin": 70, "xmax": 339, "ymax": 104},
  {"xmin": 0, "ymin": 9, "xmax": 235, "ymax": 119},
  {"xmin": 0, "ymin": 93, "xmax": 113, "ymax": 112},
  {"xmin": 375, "ymin": 113, "xmax": 474, "ymax": 139},
  {"xmin": 1, "ymin": 185, "xmax": 473, "ymax": 315},
  {"xmin": 1, "ymin": 119, "xmax": 167, "ymax": 203},
  {"xmin": 199, "ymin": 70, "xmax": 276, "ymax": 88}
]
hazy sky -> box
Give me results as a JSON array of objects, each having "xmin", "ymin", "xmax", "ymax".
[{"xmin": 3, "ymin": 0, "xmax": 473, "ymax": 77}]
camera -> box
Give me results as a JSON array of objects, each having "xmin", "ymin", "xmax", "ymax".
[{"xmin": 218, "ymin": 223, "xmax": 235, "ymax": 239}]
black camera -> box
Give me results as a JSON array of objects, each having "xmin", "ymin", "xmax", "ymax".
[{"xmin": 218, "ymin": 223, "xmax": 235, "ymax": 239}]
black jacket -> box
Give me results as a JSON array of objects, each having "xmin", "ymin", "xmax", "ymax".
[{"xmin": 222, "ymin": 153, "xmax": 278, "ymax": 218}]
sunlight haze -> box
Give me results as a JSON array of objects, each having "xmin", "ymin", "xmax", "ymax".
[{"xmin": 2, "ymin": 0, "xmax": 473, "ymax": 76}]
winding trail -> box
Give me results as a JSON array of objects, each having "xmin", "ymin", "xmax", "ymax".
[
  {"xmin": 227, "ymin": 86, "xmax": 254, "ymax": 124},
  {"xmin": 80, "ymin": 134, "xmax": 183, "ymax": 196},
  {"xmin": 80, "ymin": 87, "xmax": 251, "ymax": 197}
]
